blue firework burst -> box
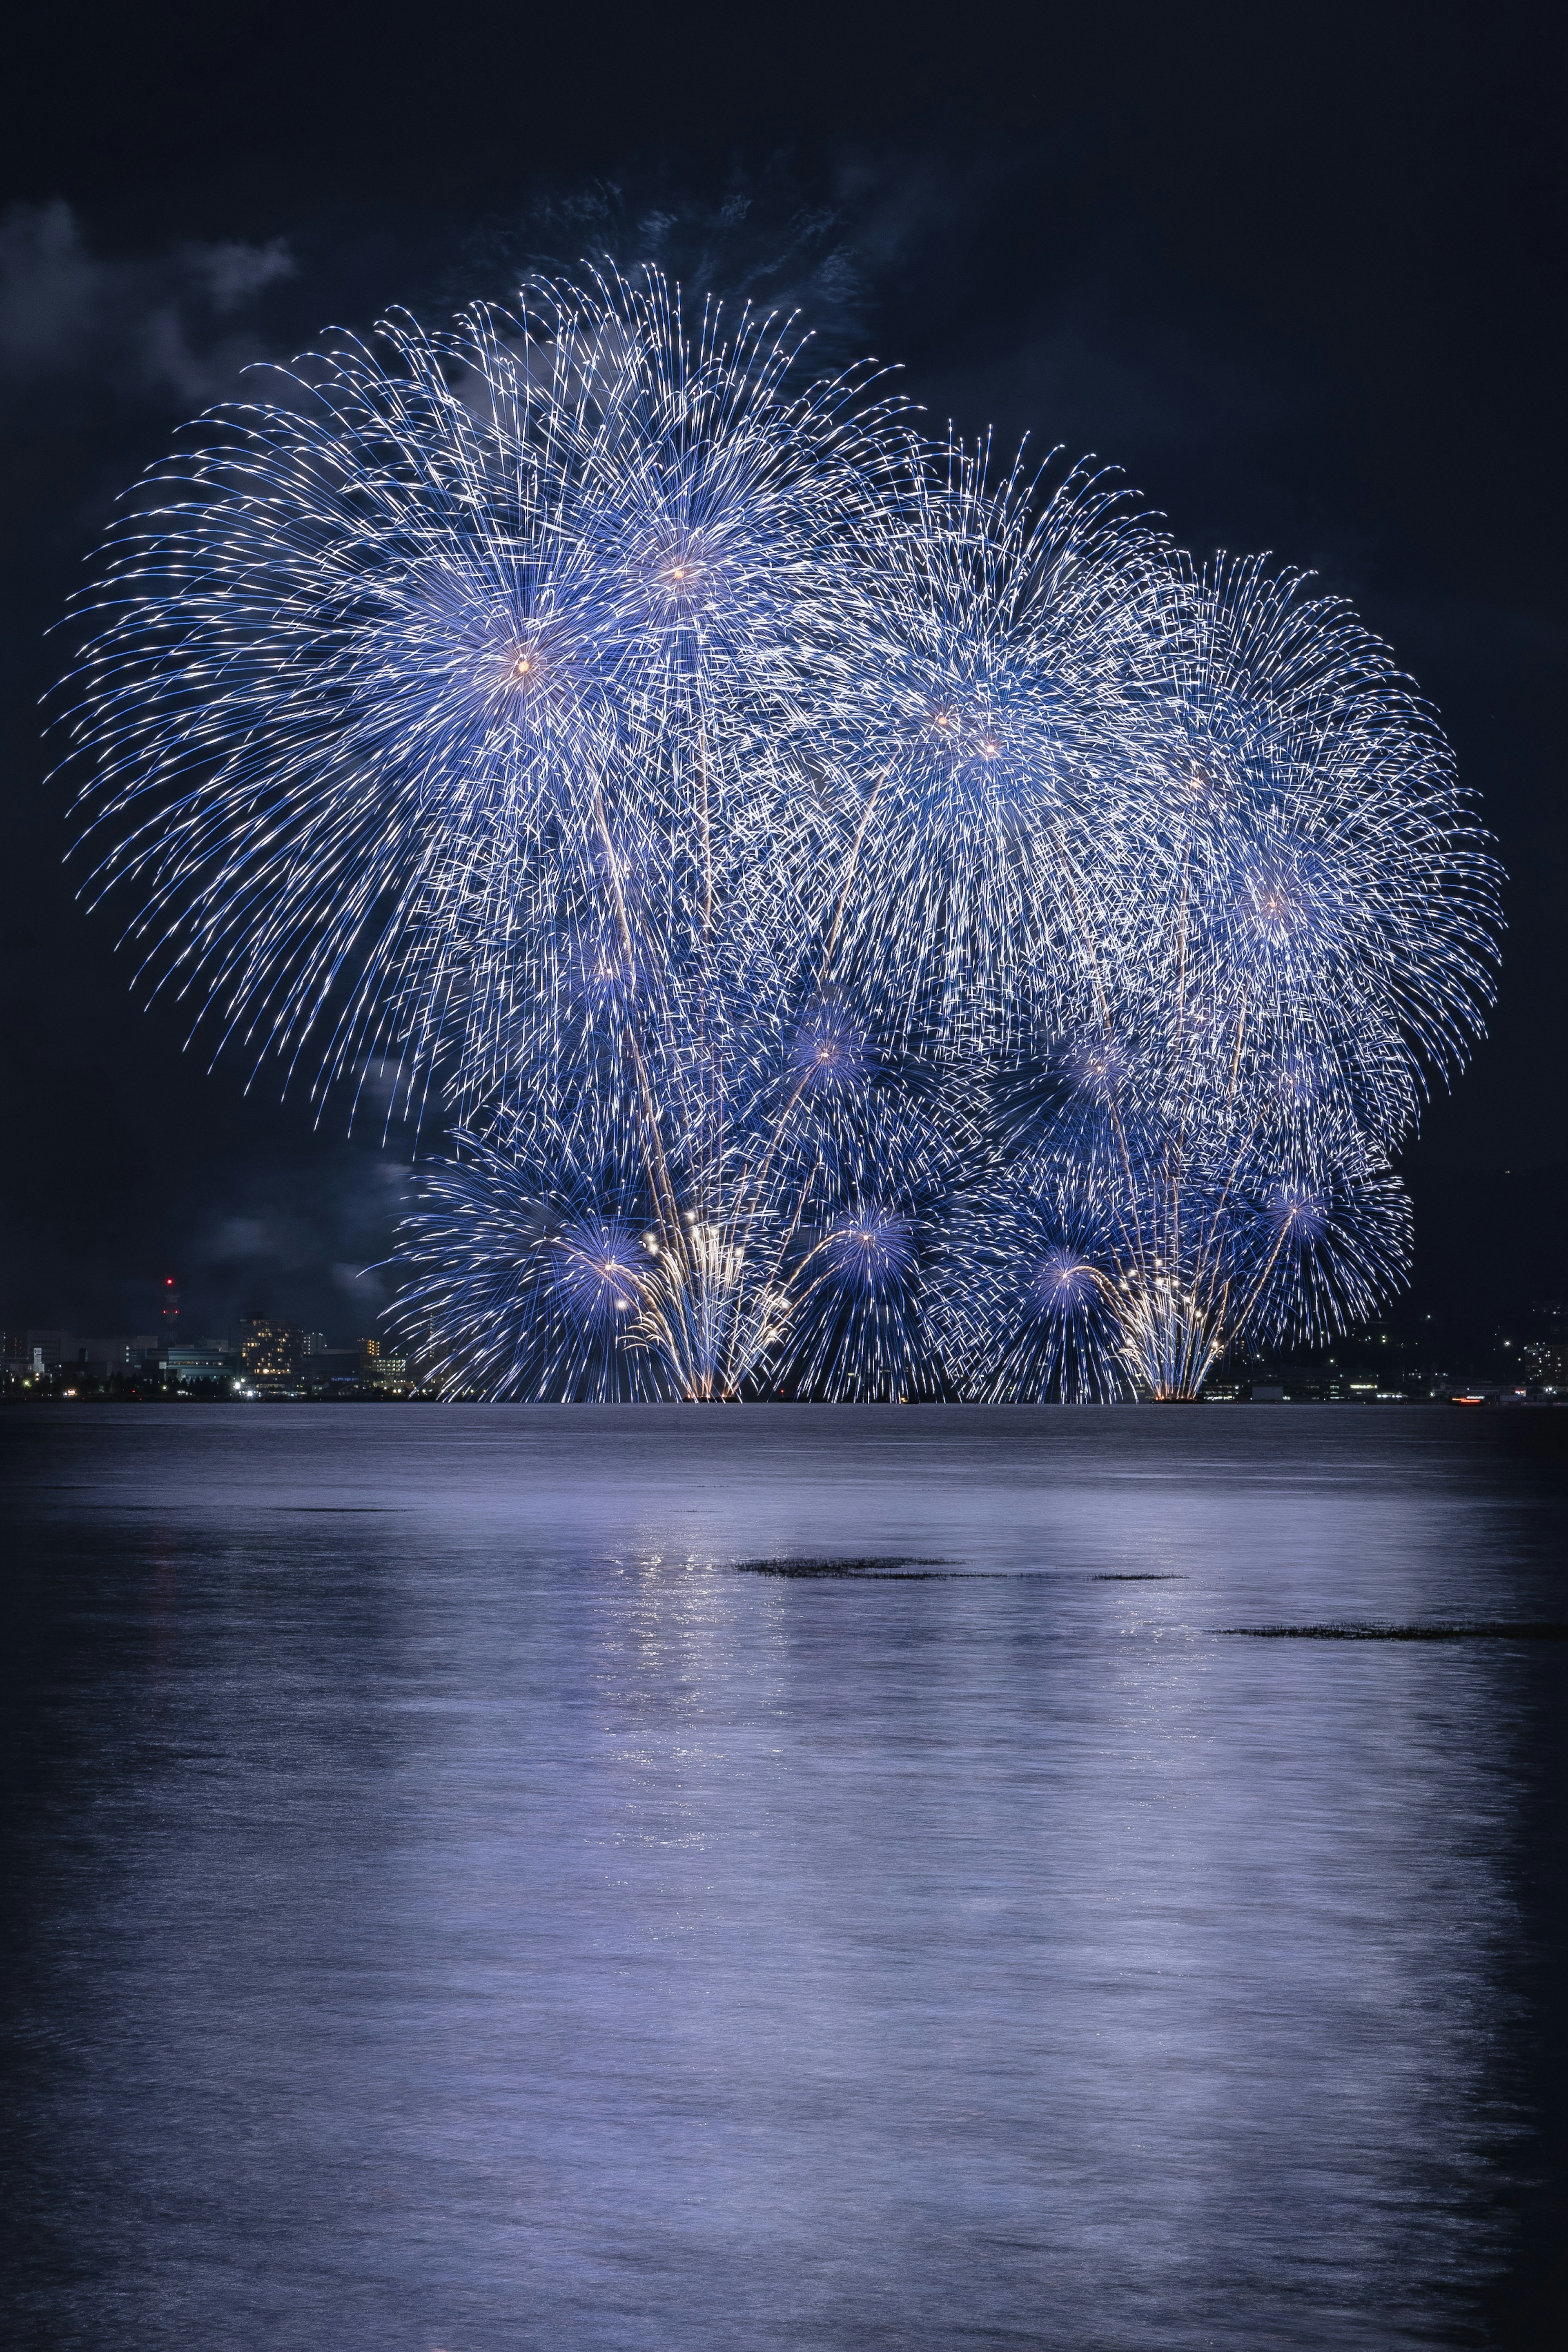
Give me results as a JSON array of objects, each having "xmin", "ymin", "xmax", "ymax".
[{"xmin": 56, "ymin": 270, "xmax": 1503, "ymax": 1402}]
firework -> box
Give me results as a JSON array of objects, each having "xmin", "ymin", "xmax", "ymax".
[
  {"xmin": 57, "ymin": 272, "xmax": 1502, "ymax": 1402},
  {"xmin": 57, "ymin": 268, "xmax": 898, "ymax": 1125},
  {"xmin": 943, "ymin": 1155, "xmax": 1129, "ymax": 1404},
  {"xmin": 390, "ymin": 1127, "xmax": 667, "ymax": 1401},
  {"xmin": 822, "ymin": 435, "xmax": 1167, "ymax": 1057},
  {"xmin": 940, "ymin": 552, "xmax": 1500, "ymax": 1398}
]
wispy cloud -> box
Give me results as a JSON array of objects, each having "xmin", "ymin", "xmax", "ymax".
[{"xmin": 0, "ymin": 200, "xmax": 294, "ymax": 405}]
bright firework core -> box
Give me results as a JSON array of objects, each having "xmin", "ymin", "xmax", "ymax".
[{"xmin": 57, "ymin": 268, "xmax": 1502, "ymax": 1399}]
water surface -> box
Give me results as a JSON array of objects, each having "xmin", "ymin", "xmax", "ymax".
[{"xmin": 4, "ymin": 1404, "xmax": 1566, "ymax": 2348}]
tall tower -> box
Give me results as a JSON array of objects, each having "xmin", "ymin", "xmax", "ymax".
[{"xmin": 161, "ymin": 1276, "xmax": 180, "ymax": 1342}]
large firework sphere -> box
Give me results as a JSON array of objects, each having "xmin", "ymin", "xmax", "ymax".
[{"xmin": 56, "ymin": 268, "xmax": 1502, "ymax": 1398}]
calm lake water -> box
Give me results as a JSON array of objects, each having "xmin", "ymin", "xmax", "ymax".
[{"xmin": 3, "ymin": 1404, "xmax": 1566, "ymax": 2350}]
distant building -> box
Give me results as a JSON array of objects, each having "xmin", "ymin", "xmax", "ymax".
[
  {"xmin": 2, "ymin": 1331, "xmax": 163, "ymax": 1389},
  {"xmin": 240, "ymin": 1318, "xmax": 304, "ymax": 1386},
  {"xmin": 1523, "ymin": 1299, "xmax": 1568, "ymax": 1389},
  {"xmin": 165, "ymin": 1344, "xmax": 237, "ymax": 1387},
  {"xmin": 359, "ymin": 1335, "xmax": 411, "ymax": 1393},
  {"xmin": 80, "ymin": 1335, "xmax": 154, "ymax": 1373}
]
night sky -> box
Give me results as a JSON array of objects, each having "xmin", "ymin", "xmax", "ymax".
[{"xmin": 2, "ymin": 1, "xmax": 1560, "ymax": 1344}]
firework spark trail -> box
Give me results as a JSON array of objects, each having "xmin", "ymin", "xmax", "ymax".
[
  {"xmin": 55, "ymin": 270, "xmax": 1503, "ymax": 1401},
  {"xmin": 942, "ymin": 553, "xmax": 1501, "ymax": 1397},
  {"xmin": 390, "ymin": 1126, "xmax": 668, "ymax": 1401},
  {"xmin": 824, "ymin": 434, "xmax": 1170, "ymax": 1061},
  {"xmin": 58, "ymin": 270, "xmax": 898, "ymax": 1113}
]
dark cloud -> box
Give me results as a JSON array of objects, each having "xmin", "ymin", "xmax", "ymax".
[
  {"xmin": 183, "ymin": 1150, "xmax": 408, "ymax": 1334},
  {"xmin": 0, "ymin": 199, "xmax": 294, "ymax": 406}
]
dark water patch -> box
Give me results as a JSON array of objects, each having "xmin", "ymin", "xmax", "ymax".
[
  {"xmin": 1092, "ymin": 1572, "xmax": 1184, "ymax": 1581},
  {"xmin": 734, "ymin": 1555, "xmax": 960, "ymax": 1578},
  {"xmin": 1222, "ymin": 1621, "xmax": 1568, "ymax": 1641}
]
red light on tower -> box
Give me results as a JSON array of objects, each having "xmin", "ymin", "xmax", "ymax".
[{"xmin": 163, "ymin": 1277, "xmax": 179, "ymax": 1332}]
